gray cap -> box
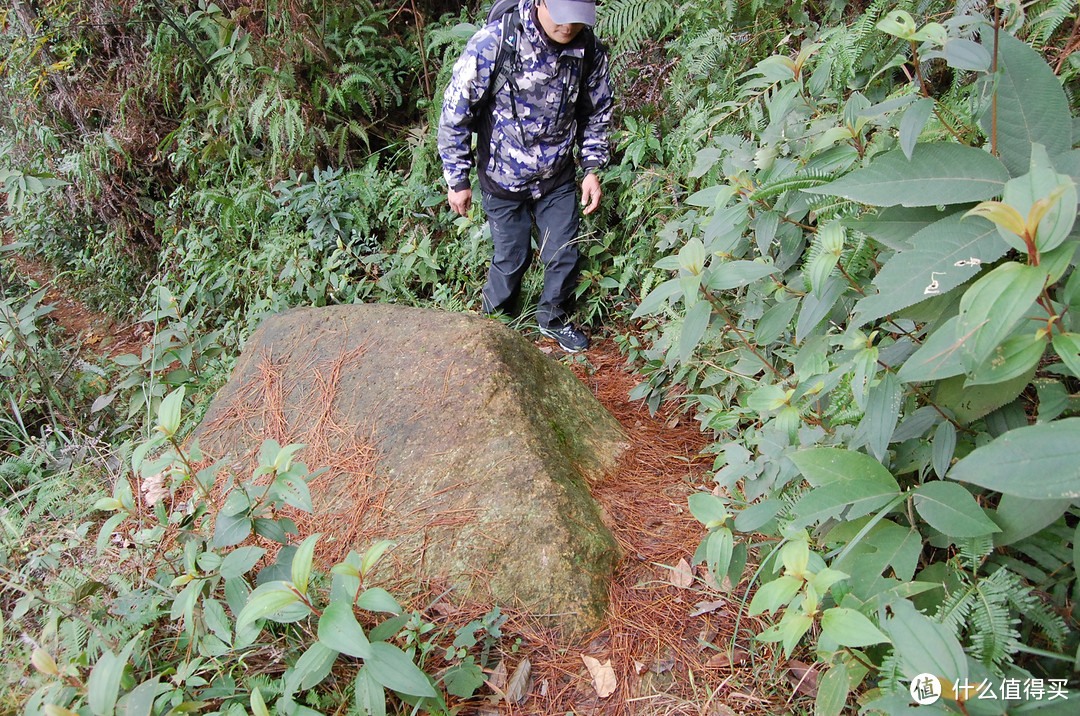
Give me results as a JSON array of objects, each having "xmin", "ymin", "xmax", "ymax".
[{"xmin": 544, "ymin": 0, "xmax": 597, "ymax": 26}]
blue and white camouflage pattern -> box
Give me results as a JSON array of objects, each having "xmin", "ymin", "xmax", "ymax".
[{"xmin": 437, "ymin": 0, "xmax": 613, "ymax": 198}]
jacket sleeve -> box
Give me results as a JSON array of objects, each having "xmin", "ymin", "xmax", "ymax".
[
  {"xmin": 578, "ymin": 45, "xmax": 613, "ymax": 174},
  {"xmin": 437, "ymin": 30, "xmax": 499, "ymax": 192}
]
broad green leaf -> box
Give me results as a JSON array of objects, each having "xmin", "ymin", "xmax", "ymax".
[
  {"xmin": 443, "ymin": 660, "xmax": 485, "ymax": 699},
  {"xmin": 781, "ymin": 539, "xmax": 809, "ymax": 577},
  {"xmin": 807, "ymin": 252, "xmax": 839, "ymax": 296},
  {"xmin": 748, "ymin": 575, "xmax": 802, "ymax": 615},
  {"xmin": 815, "ymin": 662, "xmax": 850, "ymax": 716},
  {"xmin": 934, "ymin": 369, "xmax": 1036, "ymax": 424},
  {"xmin": 851, "ymin": 206, "xmax": 949, "ymax": 252},
  {"xmin": 87, "ymin": 651, "xmax": 125, "ymax": 716},
  {"xmin": 156, "ymin": 387, "xmax": 185, "ymax": 438},
  {"xmin": 820, "ymin": 607, "xmax": 890, "ymax": 647},
  {"xmin": 804, "ymin": 144, "xmax": 1008, "ymax": 208},
  {"xmin": 899, "ymin": 99, "xmax": 934, "ymax": 160},
  {"xmin": 885, "ymin": 600, "xmax": 968, "ymax": 687},
  {"xmin": 992, "ymin": 494, "xmax": 1072, "ymax": 546},
  {"xmin": 780, "ymin": 613, "xmax": 813, "ymax": 656},
  {"xmin": 955, "ymin": 262, "xmax": 1048, "ymax": 374},
  {"xmin": 688, "ymin": 493, "xmax": 729, "ymax": 526},
  {"xmin": 318, "ymin": 599, "xmax": 373, "ymax": 658},
  {"xmin": 876, "ymin": 10, "xmax": 916, "ymax": 39},
  {"xmin": 733, "ymin": 499, "xmax": 783, "ymax": 532},
  {"xmin": 118, "ymin": 677, "xmax": 159, "ymax": 716},
  {"xmin": 365, "ymin": 642, "xmax": 437, "ymax": 697},
  {"xmin": 964, "ymin": 333, "xmax": 1047, "ymax": 386},
  {"xmin": 913, "ymin": 482, "xmax": 1000, "ymax": 537},
  {"xmin": 938, "ymin": 38, "xmax": 991, "ymax": 72},
  {"xmin": 964, "ymin": 201, "xmax": 1026, "ymax": 245},
  {"xmin": 755, "ymin": 299, "xmax": 799, "ymax": 345},
  {"xmin": 897, "ymin": 316, "xmax": 966, "ymax": 383},
  {"xmin": 1051, "ymin": 332, "xmax": 1080, "ymax": 378},
  {"xmin": 356, "ymin": 587, "xmax": 402, "ymax": 615},
  {"xmin": 706, "ymin": 528, "xmax": 734, "ymax": 580},
  {"xmin": 219, "ymin": 546, "xmax": 266, "ymax": 580},
  {"xmin": 275, "ymin": 471, "xmax": 313, "ymax": 513},
  {"xmin": 931, "ymin": 422, "xmax": 956, "ymax": 478},
  {"xmin": 790, "ymin": 448, "xmax": 898, "ymax": 489},
  {"xmin": 354, "ymin": 666, "xmax": 387, "ymax": 716},
  {"xmin": 632, "ymin": 278, "xmax": 682, "ymax": 318},
  {"xmin": 679, "ymin": 238, "xmax": 707, "ymax": 274},
  {"xmin": 791, "ymin": 481, "xmax": 900, "ymax": 527},
  {"xmin": 96, "ymin": 513, "xmax": 127, "ymax": 555},
  {"xmin": 236, "ymin": 583, "xmax": 302, "ymax": 631},
  {"xmin": 705, "ymin": 260, "xmax": 776, "ymax": 291},
  {"xmin": 978, "ymin": 33, "xmax": 1072, "ymax": 177},
  {"xmin": 797, "ymin": 276, "xmax": 845, "ymax": 343},
  {"xmin": 859, "ymin": 373, "xmax": 901, "ymax": 462},
  {"xmin": 213, "ymin": 511, "xmax": 252, "ymax": 548},
  {"xmin": 291, "ymin": 533, "xmax": 320, "ymax": 596},
  {"xmin": 360, "ymin": 540, "xmax": 396, "ymax": 578},
  {"xmin": 679, "ymin": 299, "xmax": 712, "ymax": 362},
  {"xmin": 853, "ymin": 212, "xmax": 1009, "ymax": 327},
  {"xmin": 948, "ymin": 418, "xmax": 1080, "ymax": 498},
  {"xmin": 253, "ymin": 517, "xmax": 289, "ymax": 544},
  {"xmin": 285, "ymin": 643, "xmax": 338, "ymax": 695},
  {"xmin": 747, "ymin": 384, "xmax": 787, "ymax": 414}
]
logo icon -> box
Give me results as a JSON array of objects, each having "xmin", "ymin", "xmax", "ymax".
[{"xmin": 910, "ymin": 673, "xmax": 942, "ymax": 705}]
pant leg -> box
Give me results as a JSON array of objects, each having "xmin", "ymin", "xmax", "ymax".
[
  {"xmin": 533, "ymin": 182, "xmax": 581, "ymax": 330},
  {"xmin": 481, "ymin": 192, "xmax": 533, "ymax": 315}
]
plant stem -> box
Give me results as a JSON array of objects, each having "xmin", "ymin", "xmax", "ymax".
[
  {"xmin": 991, "ymin": 6, "xmax": 1001, "ymax": 157},
  {"xmin": 703, "ymin": 291, "xmax": 785, "ymax": 381}
]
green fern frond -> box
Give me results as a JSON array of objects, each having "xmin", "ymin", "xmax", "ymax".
[
  {"xmin": 1025, "ymin": 0, "xmax": 1078, "ymax": 48},
  {"xmin": 750, "ymin": 173, "xmax": 834, "ymax": 201},
  {"xmin": 597, "ymin": 0, "xmax": 675, "ymax": 57}
]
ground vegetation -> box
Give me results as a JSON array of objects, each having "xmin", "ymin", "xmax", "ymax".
[{"xmin": 2, "ymin": 0, "xmax": 1080, "ymax": 714}]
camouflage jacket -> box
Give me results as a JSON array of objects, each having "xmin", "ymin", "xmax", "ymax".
[{"xmin": 437, "ymin": 0, "xmax": 613, "ymax": 200}]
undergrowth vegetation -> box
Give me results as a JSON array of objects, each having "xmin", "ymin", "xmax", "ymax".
[{"xmin": 3, "ymin": 0, "xmax": 1080, "ymax": 713}]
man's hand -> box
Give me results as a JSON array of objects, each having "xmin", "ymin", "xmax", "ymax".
[
  {"xmin": 580, "ymin": 173, "xmax": 602, "ymax": 215},
  {"xmin": 448, "ymin": 187, "xmax": 472, "ymax": 216}
]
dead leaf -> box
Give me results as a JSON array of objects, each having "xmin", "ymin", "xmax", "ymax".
[
  {"xmin": 690, "ymin": 599, "xmax": 728, "ymax": 617},
  {"xmin": 648, "ymin": 656, "xmax": 675, "ymax": 674},
  {"xmin": 581, "ymin": 654, "xmax": 617, "ymax": 699},
  {"xmin": 711, "ymin": 484, "xmax": 725, "ymax": 497},
  {"xmin": 506, "ymin": 657, "xmax": 531, "ymax": 704},
  {"xmin": 634, "ymin": 661, "xmax": 646, "ymax": 675},
  {"xmin": 430, "ymin": 601, "xmax": 456, "ymax": 618},
  {"xmin": 669, "ymin": 558, "xmax": 694, "ymax": 588},
  {"xmin": 696, "ymin": 625, "xmax": 718, "ymax": 651},
  {"xmin": 705, "ymin": 649, "xmax": 747, "ymax": 669},
  {"xmin": 786, "ymin": 659, "xmax": 819, "ymax": 697},
  {"xmin": 141, "ymin": 471, "xmax": 168, "ymax": 507},
  {"xmin": 539, "ymin": 679, "xmax": 548, "ymax": 697},
  {"xmin": 666, "ymin": 416, "xmax": 680, "ymax": 428},
  {"xmin": 488, "ymin": 659, "xmax": 508, "ymax": 691}
]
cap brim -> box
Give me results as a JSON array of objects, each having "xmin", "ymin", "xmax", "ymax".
[{"xmin": 546, "ymin": 1, "xmax": 596, "ymax": 26}]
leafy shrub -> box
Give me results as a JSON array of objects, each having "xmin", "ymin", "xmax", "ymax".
[{"xmin": 633, "ymin": 6, "xmax": 1080, "ymax": 713}]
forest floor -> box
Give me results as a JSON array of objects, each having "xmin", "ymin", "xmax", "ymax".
[{"xmin": 8, "ymin": 248, "xmax": 808, "ymax": 715}]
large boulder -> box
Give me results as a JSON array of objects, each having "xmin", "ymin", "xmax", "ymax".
[{"xmin": 192, "ymin": 304, "xmax": 624, "ymax": 634}]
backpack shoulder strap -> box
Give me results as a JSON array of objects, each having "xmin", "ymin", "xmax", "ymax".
[
  {"xmin": 575, "ymin": 29, "xmax": 600, "ymax": 120},
  {"xmin": 475, "ymin": 8, "xmax": 521, "ymax": 118}
]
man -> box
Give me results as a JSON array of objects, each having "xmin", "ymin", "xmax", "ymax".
[{"xmin": 437, "ymin": 0, "xmax": 613, "ymax": 353}]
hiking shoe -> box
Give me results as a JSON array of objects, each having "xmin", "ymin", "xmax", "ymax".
[{"xmin": 538, "ymin": 323, "xmax": 589, "ymax": 353}]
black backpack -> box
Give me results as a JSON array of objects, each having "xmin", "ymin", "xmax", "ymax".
[{"xmin": 474, "ymin": 0, "xmax": 600, "ymax": 124}]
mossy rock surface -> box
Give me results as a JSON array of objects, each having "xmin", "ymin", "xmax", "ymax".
[{"xmin": 193, "ymin": 304, "xmax": 624, "ymax": 634}]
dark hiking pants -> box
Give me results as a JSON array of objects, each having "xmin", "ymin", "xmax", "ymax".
[{"xmin": 480, "ymin": 182, "xmax": 581, "ymax": 330}]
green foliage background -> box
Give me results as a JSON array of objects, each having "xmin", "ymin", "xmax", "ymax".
[{"xmin": 3, "ymin": 0, "xmax": 1080, "ymax": 714}]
